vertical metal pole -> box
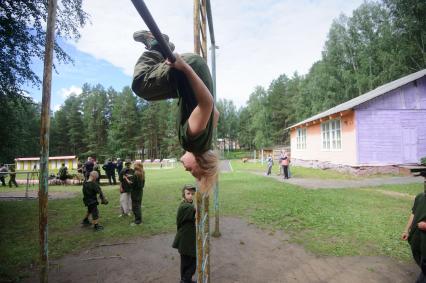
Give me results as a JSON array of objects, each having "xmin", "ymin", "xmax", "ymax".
[
  {"xmin": 195, "ymin": 190, "xmax": 203, "ymax": 283},
  {"xmin": 206, "ymin": 0, "xmax": 221, "ymax": 238},
  {"xmin": 39, "ymin": 0, "xmax": 57, "ymax": 282},
  {"xmin": 26, "ymin": 172, "xmax": 29, "ymax": 199},
  {"xmin": 204, "ymin": 193, "xmax": 210, "ymax": 283}
]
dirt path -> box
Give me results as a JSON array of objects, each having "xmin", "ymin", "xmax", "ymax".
[
  {"xmin": 251, "ymin": 171, "xmax": 423, "ymax": 189},
  {"xmin": 0, "ymin": 190, "xmax": 77, "ymax": 201},
  {"xmin": 22, "ymin": 217, "xmax": 417, "ymax": 283}
]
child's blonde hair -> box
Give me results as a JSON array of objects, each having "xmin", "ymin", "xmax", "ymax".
[
  {"xmin": 194, "ymin": 150, "xmax": 218, "ymax": 194},
  {"xmin": 88, "ymin": 171, "xmax": 99, "ymax": 182}
]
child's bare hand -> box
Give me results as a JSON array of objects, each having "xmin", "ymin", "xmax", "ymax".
[
  {"xmin": 401, "ymin": 231, "xmax": 409, "ymax": 241},
  {"xmin": 418, "ymin": 221, "xmax": 426, "ymax": 230},
  {"xmin": 166, "ymin": 53, "xmax": 188, "ymax": 71}
]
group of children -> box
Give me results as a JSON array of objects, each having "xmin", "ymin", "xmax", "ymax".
[{"xmin": 81, "ymin": 160, "xmax": 145, "ymax": 230}]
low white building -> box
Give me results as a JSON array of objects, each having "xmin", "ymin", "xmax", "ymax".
[{"xmin": 15, "ymin": 156, "xmax": 78, "ymax": 170}]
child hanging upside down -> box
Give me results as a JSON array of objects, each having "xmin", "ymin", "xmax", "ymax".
[{"xmin": 132, "ymin": 30, "xmax": 219, "ymax": 193}]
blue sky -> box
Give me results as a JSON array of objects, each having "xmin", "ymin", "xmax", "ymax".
[
  {"xmin": 26, "ymin": 41, "xmax": 131, "ymax": 111},
  {"xmin": 27, "ymin": 0, "xmax": 364, "ymax": 110}
]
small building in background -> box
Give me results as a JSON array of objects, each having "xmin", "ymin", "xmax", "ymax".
[
  {"xmin": 287, "ymin": 69, "xmax": 426, "ymax": 173},
  {"xmin": 15, "ymin": 156, "xmax": 78, "ymax": 170}
]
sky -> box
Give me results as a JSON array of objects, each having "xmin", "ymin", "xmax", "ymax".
[{"xmin": 27, "ymin": 0, "xmax": 364, "ymax": 111}]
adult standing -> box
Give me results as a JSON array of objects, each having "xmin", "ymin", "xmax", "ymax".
[
  {"xmin": 131, "ymin": 161, "xmax": 145, "ymax": 225},
  {"xmin": 8, "ymin": 165, "xmax": 18, "ymax": 187},
  {"xmin": 119, "ymin": 160, "xmax": 134, "ymax": 217},
  {"xmin": 266, "ymin": 154, "xmax": 273, "ymax": 176},
  {"xmin": 83, "ymin": 157, "xmax": 94, "ymax": 181},
  {"xmin": 102, "ymin": 159, "xmax": 117, "ymax": 185},
  {"xmin": 116, "ymin": 158, "xmax": 123, "ymax": 176},
  {"xmin": 281, "ymin": 151, "xmax": 289, "ymax": 179},
  {"xmin": 0, "ymin": 163, "xmax": 8, "ymax": 186}
]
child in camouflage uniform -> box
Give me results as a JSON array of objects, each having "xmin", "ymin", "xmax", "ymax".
[
  {"xmin": 172, "ymin": 185, "xmax": 197, "ymax": 283},
  {"xmin": 81, "ymin": 171, "xmax": 107, "ymax": 231}
]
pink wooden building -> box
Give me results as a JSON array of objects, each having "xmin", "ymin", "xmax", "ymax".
[{"xmin": 288, "ymin": 69, "xmax": 426, "ymax": 167}]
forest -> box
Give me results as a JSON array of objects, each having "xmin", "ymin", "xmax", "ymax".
[{"xmin": 0, "ymin": 0, "xmax": 425, "ymax": 163}]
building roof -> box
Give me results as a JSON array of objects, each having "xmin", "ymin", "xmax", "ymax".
[
  {"xmin": 15, "ymin": 156, "xmax": 77, "ymax": 161},
  {"xmin": 288, "ymin": 69, "xmax": 426, "ymax": 129}
]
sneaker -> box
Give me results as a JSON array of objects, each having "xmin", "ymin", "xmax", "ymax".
[
  {"xmin": 133, "ymin": 30, "xmax": 175, "ymax": 52},
  {"xmin": 130, "ymin": 222, "xmax": 141, "ymax": 227},
  {"xmin": 94, "ymin": 224, "xmax": 104, "ymax": 231},
  {"xmin": 81, "ymin": 218, "xmax": 91, "ymax": 226}
]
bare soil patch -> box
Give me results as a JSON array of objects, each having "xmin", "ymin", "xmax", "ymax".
[
  {"xmin": 0, "ymin": 191, "xmax": 77, "ymax": 201},
  {"xmin": 22, "ymin": 217, "xmax": 417, "ymax": 283}
]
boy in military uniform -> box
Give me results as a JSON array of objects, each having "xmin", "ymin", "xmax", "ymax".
[
  {"xmin": 172, "ymin": 185, "xmax": 197, "ymax": 283},
  {"xmin": 81, "ymin": 171, "xmax": 108, "ymax": 231},
  {"xmin": 402, "ymin": 186, "xmax": 426, "ymax": 283}
]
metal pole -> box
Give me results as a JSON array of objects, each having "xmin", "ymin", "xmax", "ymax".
[
  {"xmin": 195, "ymin": 190, "xmax": 203, "ymax": 283},
  {"xmin": 39, "ymin": 0, "xmax": 57, "ymax": 281},
  {"xmin": 130, "ymin": 0, "xmax": 176, "ymax": 62},
  {"xmin": 206, "ymin": 0, "xmax": 221, "ymax": 238}
]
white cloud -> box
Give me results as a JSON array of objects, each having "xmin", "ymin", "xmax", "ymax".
[
  {"xmin": 57, "ymin": 85, "xmax": 83, "ymax": 98},
  {"xmin": 70, "ymin": 0, "xmax": 363, "ymax": 108}
]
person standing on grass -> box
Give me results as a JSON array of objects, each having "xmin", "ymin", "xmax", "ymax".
[
  {"xmin": 8, "ymin": 165, "xmax": 18, "ymax": 188},
  {"xmin": 116, "ymin": 158, "xmax": 123, "ymax": 175},
  {"xmin": 266, "ymin": 154, "xmax": 273, "ymax": 176},
  {"xmin": 0, "ymin": 163, "xmax": 7, "ymax": 186},
  {"xmin": 81, "ymin": 171, "xmax": 107, "ymax": 231},
  {"xmin": 281, "ymin": 151, "xmax": 289, "ymax": 179},
  {"xmin": 172, "ymin": 185, "xmax": 196, "ymax": 283},
  {"xmin": 102, "ymin": 159, "xmax": 117, "ymax": 185},
  {"xmin": 119, "ymin": 160, "xmax": 134, "ymax": 217},
  {"xmin": 402, "ymin": 189, "xmax": 426, "ymax": 283},
  {"xmin": 130, "ymin": 161, "xmax": 145, "ymax": 226},
  {"xmin": 83, "ymin": 157, "xmax": 94, "ymax": 181}
]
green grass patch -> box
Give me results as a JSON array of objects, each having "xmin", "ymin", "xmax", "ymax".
[{"xmin": 0, "ymin": 165, "xmax": 417, "ymax": 281}]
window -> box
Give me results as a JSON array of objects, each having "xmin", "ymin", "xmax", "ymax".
[
  {"xmin": 321, "ymin": 119, "xmax": 341, "ymax": 150},
  {"xmin": 296, "ymin": 128, "xmax": 307, "ymax": 150}
]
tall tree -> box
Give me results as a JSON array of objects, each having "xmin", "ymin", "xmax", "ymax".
[{"xmin": 0, "ymin": 0, "xmax": 89, "ymax": 97}]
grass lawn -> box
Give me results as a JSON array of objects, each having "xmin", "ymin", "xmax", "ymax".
[{"xmin": 0, "ymin": 163, "xmax": 421, "ymax": 281}]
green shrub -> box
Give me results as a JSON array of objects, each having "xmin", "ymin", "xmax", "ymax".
[{"xmin": 421, "ymin": 157, "xmax": 426, "ymax": 165}]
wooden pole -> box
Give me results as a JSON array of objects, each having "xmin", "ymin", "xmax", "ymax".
[
  {"xmin": 39, "ymin": 0, "xmax": 58, "ymax": 281},
  {"xmin": 193, "ymin": 0, "xmax": 200, "ymax": 54}
]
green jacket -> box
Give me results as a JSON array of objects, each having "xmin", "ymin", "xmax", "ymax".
[
  {"xmin": 82, "ymin": 181, "xmax": 101, "ymax": 206},
  {"xmin": 172, "ymin": 201, "xmax": 196, "ymax": 257},
  {"xmin": 132, "ymin": 51, "xmax": 214, "ymax": 154},
  {"xmin": 119, "ymin": 168, "xmax": 135, "ymax": 193}
]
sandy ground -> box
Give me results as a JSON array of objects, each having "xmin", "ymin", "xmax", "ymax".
[{"xmin": 22, "ymin": 217, "xmax": 417, "ymax": 283}]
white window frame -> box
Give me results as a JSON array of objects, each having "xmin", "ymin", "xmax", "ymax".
[
  {"xmin": 321, "ymin": 119, "xmax": 342, "ymax": 151},
  {"xmin": 296, "ymin": 128, "xmax": 307, "ymax": 150}
]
